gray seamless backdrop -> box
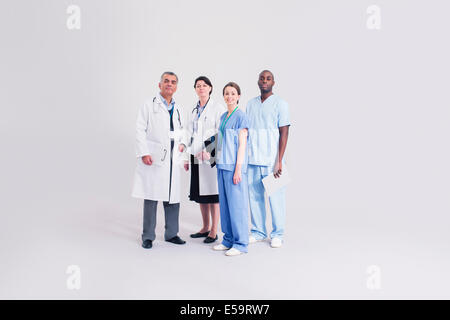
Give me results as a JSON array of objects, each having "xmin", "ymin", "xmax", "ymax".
[{"xmin": 1, "ymin": 0, "xmax": 449, "ymax": 299}]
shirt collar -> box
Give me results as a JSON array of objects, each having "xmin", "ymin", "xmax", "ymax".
[
  {"xmin": 159, "ymin": 93, "xmax": 175, "ymax": 109},
  {"xmin": 196, "ymin": 97, "xmax": 210, "ymax": 109}
]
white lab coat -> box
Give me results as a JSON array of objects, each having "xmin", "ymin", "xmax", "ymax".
[
  {"xmin": 132, "ymin": 95, "xmax": 184, "ymax": 203},
  {"xmin": 182, "ymin": 99, "xmax": 226, "ymax": 196}
]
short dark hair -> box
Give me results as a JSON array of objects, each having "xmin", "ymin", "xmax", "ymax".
[
  {"xmin": 222, "ymin": 82, "xmax": 241, "ymax": 96},
  {"xmin": 259, "ymin": 69, "xmax": 274, "ymax": 80},
  {"xmin": 194, "ymin": 76, "xmax": 213, "ymax": 95}
]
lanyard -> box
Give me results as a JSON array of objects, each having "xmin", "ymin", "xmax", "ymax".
[{"xmin": 220, "ymin": 106, "xmax": 238, "ymax": 136}]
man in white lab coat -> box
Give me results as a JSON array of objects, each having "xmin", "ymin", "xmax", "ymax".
[{"xmin": 132, "ymin": 72, "xmax": 186, "ymax": 249}]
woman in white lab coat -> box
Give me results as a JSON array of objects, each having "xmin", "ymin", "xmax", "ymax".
[{"xmin": 181, "ymin": 76, "xmax": 226, "ymax": 244}]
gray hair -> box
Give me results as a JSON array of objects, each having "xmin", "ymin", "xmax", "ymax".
[{"xmin": 160, "ymin": 71, "xmax": 178, "ymax": 83}]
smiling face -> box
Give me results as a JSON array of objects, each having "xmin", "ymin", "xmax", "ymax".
[
  {"xmin": 258, "ymin": 70, "xmax": 275, "ymax": 94},
  {"xmin": 195, "ymin": 80, "xmax": 212, "ymax": 99},
  {"xmin": 223, "ymin": 86, "xmax": 240, "ymax": 107},
  {"xmin": 159, "ymin": 74, "xmax": 178, "ymax": 97}
]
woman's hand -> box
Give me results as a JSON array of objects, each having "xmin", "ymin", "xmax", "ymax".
[
  {"xmin": 195, "ymin": 151, "xmax": 210, "ymax": 161},
  {"xmin": 179, "ymin": 144, "xmax": 186, "ymax": 153},
  {"xmin": 234, "ymin": 128, "xmax": 247, "ymax": 184},
  {"xmin": 183, "ymin": 160, "xmax": 189, "ymax": 171},
  {"xmin": 233, "ymin": 168, "xmax": 242, "ymax": 185},
  {"xmin": 202, "ymin": 151, "xmax": 211, "ymax": 160}
]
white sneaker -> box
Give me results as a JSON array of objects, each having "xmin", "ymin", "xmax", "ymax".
[
  {"xmin": 225, "ymin": 248, "xmax": 243, "ymax": 256},
  {"xmin": 249, "ymin": 235, "xmax": 265, "ymax": 244},
  {"xmin": 213, "ymin": 244, "xmax": 230, "ymax": 251},
  {"xmin": 270, "ymin": 238, "xmax": 283, "ymax": 248}
]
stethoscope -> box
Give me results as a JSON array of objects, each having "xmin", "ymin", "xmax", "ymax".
[
  {"xmin": 191, "ymin": 106, "xmax": 208, "ymax": 123},
  {"xmin": 153, "ymin": 96, "xmax": 182, "ymax": 128},
  {"xmin": 191, "ymin": 99, "xmax": 210, "ymax": 133}
]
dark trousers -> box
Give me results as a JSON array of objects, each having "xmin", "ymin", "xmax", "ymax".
[
  {"xmin": 142, "ymin": 111, "xmax": 179, "ymax": 242},
  {"xmin": 142, "ymin": 200, "xmax": 180, "ymax": 241}
]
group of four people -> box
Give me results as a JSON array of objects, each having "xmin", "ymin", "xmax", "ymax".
[{"xmin": 132, "ymin": 70, "xmax": 290, "ymax": 256}]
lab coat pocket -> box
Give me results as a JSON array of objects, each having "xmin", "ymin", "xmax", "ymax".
[{"xmin": 147, "ymin": 140, "xmax": 167, "ymax": 166}]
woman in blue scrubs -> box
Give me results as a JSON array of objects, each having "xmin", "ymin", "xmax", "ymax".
[{"xmin": 213, "ymin": 82, "xmax": 250, "ymax": 256}]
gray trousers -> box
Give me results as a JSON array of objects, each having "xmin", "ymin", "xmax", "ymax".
[{"xmin": 142, "ymin": 200, "xmax": 180, "ymax": 241}]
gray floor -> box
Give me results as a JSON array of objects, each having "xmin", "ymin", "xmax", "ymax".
[{"xmin": 1, "ymin": 174, "xmax": 449, "ymax": 299}]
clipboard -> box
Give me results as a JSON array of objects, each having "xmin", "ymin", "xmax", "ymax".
[
  {"xmin": 262, "ymin": 165, "xmax": 291, "ymax": 196},
  {"xmin": 203, "ymin": 134, "xmax": 218, "ymax": 168}
]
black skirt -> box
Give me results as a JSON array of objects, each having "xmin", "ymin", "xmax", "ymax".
[{"xmin": 189, "ymin": 155, "xmax": 219, "ymax": 204}]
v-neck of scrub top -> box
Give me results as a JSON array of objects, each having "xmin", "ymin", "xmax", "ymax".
[
  {"xmin": 250, "ymin": 94, "xmax": 276, "ymax": 129},
  {"xmin": 254, "ymin": 94, "xmax": 278, "ymax": 127},
  {"xmin": 217, "ymin": 108, "xmax": 250, "ymax": 173},
  {"xmin": 259, "ymin": 94, "xmax": 275, "ymax": 105}
]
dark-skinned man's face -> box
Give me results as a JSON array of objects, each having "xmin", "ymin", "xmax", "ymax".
[{"xmin": 258, "ymin": 71, "xmax": 275, "ymax": 93}]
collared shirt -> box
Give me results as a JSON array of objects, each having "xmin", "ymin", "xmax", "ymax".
[
  {"xmin": 159, "ymin": 93, "xmax": 175, "ymax": 112},
  {"xmin": 216, "ymin": 109, "xmax": 250, "ymax": 173},
  {"xmin": 245, "ymin": 94, "xmax": 290, "ymax": 169},
  {"xmin": 196, "ymin": 98, "xmax": 209, "ymax": 118},
  {"xmin": 193, "ymin": 99, "xmax": 209, "ymax": 133}
]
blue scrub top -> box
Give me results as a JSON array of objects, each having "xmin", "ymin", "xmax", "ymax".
[
  {"xmin": 246, "ymin": 94, "xmax": 290, "ymax": 168},
  {"xmin": 216, "ymin": 108, "xmax": 250, "ymax": 173}
]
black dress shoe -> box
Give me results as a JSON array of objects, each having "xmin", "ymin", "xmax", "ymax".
[
  {"xmin": 142, "ymin": 240, "xmax": 153, "ymax": 249},
  {"xmin": 166, "ymin": 236, "xmax": 186, "ymax": 245},
  {"xmin": 203, "ymin": 235, "xmax": 218, "ymax": 243},
  {"xmin": 190, "ymin": 231, "xmax": 210, "ymax": 238}
]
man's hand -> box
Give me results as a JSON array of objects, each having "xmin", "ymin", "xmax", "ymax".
[
  {"xmin": 274, "ymin": 161, "xmax": 282, "ymax": 178},
  {"xmin": 184, "ymin": 160, "xmax": 189, "ymax": 171},
  {"xmin": 142, "ymin": 155, "xmax": 153, "ymax": 166}
]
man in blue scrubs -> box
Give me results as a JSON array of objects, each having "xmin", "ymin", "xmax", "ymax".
[{"xmin": 246, "ymin": 70, "xmax": 290, "ymax": 248}]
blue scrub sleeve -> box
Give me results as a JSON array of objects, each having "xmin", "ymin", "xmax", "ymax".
[
  {"xmin": 238, "ymin": 113, "xmax": 250, "ymax": 130},
  {"xmin": 278, "ymin": 100, "xmax": 290, "ymax": 127}
]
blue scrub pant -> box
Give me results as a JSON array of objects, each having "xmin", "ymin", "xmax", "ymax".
[
  {"xmin": 217, "ymin": 168, "xmax": 249, "ymax": 252},
  {"xmin": 248, "ymin": 164, "xmax": 286, "ymax": 240}
]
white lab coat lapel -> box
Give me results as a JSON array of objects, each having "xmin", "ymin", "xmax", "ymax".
[
  {"xmin": 153, "ymin": 94, "xmax": 168, "ymax": 114},
  {"xmin": 197, "ymin": 99, "xmax": 210, "ymax": 122}
]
